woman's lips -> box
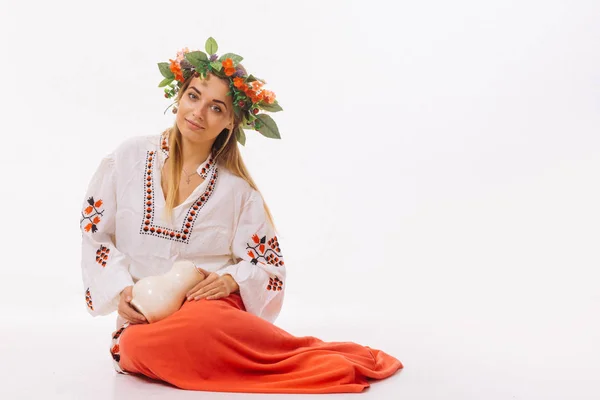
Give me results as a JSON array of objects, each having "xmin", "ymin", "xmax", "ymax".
[{"xmin": 185, "ymin": 119, "xmax": 204, "ymax": 130}]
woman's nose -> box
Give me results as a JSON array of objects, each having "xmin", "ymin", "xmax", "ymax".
[{"xmin": 193, "ymin": 103, "xmax": 207, "ymax": 119}]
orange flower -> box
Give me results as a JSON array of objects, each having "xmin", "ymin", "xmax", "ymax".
[
  {"xmin": 222, "ymin": 58, "xmax": 234, "ymax": 68},
  {"xmin": 93, "ymin": 216, "xmax": 101, "ymax": 224},
  {"xmin": 225, "ymin": 67, "xmax": 236, "ymax": 77},
  {"xmin": 252, "ymin": 234, "xmax": 260, "ymax": 244},
  {"xmin": 169, "ymin": 59, "xmax": 180, "ymax": 73},
  {"xmin": 94, "ymin": 199, "xmax": 103, "ymax": 208},
  {"xmin": 84, "ymin": 223, "xmax": 92, "ymax": 232},
  {"xmin": 169, "ymin": 59, "xmax": 184, "ymax": 82},
  {"xmin": 251, "ymin": 81, "xmax": 263, "ymax": 90},
  {"xmin": 84, "ymin": 206, "xmax": 93, "ymax": 215},
  {"xmin": 233, "ymin": 77, "xmax": 245, "ymax": 88},
  {"xmin": 245, "ymin": 89, "xmax": 256, "ymax": 99},
  {"xmin": 262, "ymin": 90, "xmax": 276, "ymax": 104},
  {"xmin": 240, "ymin": 83, "xmax": 249, "ymax": 92}
]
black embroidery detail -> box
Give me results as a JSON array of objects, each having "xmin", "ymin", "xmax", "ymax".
[
  {"xmin": 110, "ymin": 321, "xmax": 131, "ymax": 375},
  {"xmin": 110, "ymin": 344, "xmax": 121, "ymax": 363},
  {"xmin": 85, "ymin": 288, "xmax": 94, "ymax": 311},
  {"xmin": 161, "ymin": 132, "xmax": 169, "ymax": 156},
  {"xmin": 112, "ymin": 326, "xmax": 126, "ymax": 340},
  {"xmin": 80, "ymin": 197, "xmax": 105, "ymax": 233},
  {"xmin": 267, "ymin": 276, "xmax": 283, "ymax": 291},
  {"xmin": 95, "ymin": 245, "xmax": 110, "ymax": 267},
  {"xmin": 246, "ymin": 234, "xmax": 285, "ymax": 267},
  {"xmin": 139, "ymin": 149, "xmax": 218, "ymax": 243}
]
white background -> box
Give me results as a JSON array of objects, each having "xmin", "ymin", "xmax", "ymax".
[{"xmin": 0, "ymin": 0, "xmax": 598, "ymax": 399}]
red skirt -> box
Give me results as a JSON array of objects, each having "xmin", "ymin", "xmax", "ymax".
[{"xmin": 110, "ymin": 294, "xmax": 403, "ymax": 394}]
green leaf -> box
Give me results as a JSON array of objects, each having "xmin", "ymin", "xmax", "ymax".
[
  {"xmin": 205, "ymin": 37, "xmax": 218, "ymax": 55},
  {"xmin": 259, "ymin": 102, "xmax": 283, "ymax": 112},
  {"xmin": 255, "ymin": 114, "xmax": 281, "ymax": 139},
  {"xmin": 210, "ymin": 61, "xmax": 222, "ymax": 71},
  {"xmin": 246, "ymin": 74, "xmax": 266, "ymax": 83},
  {"xmin": 218, "ymin": 53, "xmax": 243, "ymax": 64},
  {"xmin": 233, "ymin": 104, "xmax": 242, "ymax": 120},
  {"xmin": 236, "ymin": 126, "xmax": 247, "ymax": 146},
  {"xmin": 158, "ymin": 77, "xmax": 173, "ymax": 87},
  {"xmin": 158, "ymin": 62, "xmax": 174, "ymax": 79},
  {"xmin": 185, "ymin": 51, "xmax": 208, "ymax": 67}
]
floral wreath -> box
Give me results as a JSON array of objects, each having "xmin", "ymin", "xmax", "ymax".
[{"xmin": 157, "ymin": 37, "xmax": 282, "ymax": 145}]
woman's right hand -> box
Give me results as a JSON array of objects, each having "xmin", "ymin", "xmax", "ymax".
[{"xmin": 118, "ymin": 286, "xmax": 148, "ymax": 324}]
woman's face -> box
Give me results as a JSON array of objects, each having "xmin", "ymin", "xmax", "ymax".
[{"xmin": 176, "ymin": 75, "xmax": 234, "ymax": 147}]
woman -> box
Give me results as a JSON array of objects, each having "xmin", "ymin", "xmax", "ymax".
[{"xmin": 80, "ymin": 37, "xmax": 403, "ymax": 394}]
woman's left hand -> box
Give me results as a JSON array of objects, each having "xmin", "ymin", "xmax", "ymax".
[{"xmin": 186, "ymin": 268, "xmax": 239, "ymax": 301}]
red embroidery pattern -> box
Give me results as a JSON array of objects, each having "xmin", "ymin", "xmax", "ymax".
[
  {"xmin": 110, "ymin": 321, "xmax": 130, "ymax": 373},
  {"xmin": 96, "ymin": 245, "xmax": 110, "ymax": 267},
  {"xmin": 112, "ymin": 326, "xmax": 127, "ymax": 341},
  {"xmin": 140, "ymin": 149, "xmax": 218, "ymax": 243},
  {"xmin": 161, "ymin": 133, "xmax": 169, "ymax": 152},
  {"xmin": 80, "ymin": 197, "xmax": 105, "ymax": 233},
  {"xmin": 267, "ymin": 276, "xmax": 283, "ymax": 291},
  {"xmin": 85, "ymin": 288, "xmax": 94, "ymax": 311},
  {"xmin": 110, "ymin": 344, "xmax": 120, "ymax": 362},
  {"xmin": 247, "ymin": 234, "xmax": 285, "ymax": 267}
]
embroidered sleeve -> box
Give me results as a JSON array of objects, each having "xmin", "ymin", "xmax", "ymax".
[
  {"xmin": 215, "ymin": 189, "xmax": 286, "ymax": 323},
  {"xmin": 80, "ymin": 154, "xmax": 134, "ymax": 317}
]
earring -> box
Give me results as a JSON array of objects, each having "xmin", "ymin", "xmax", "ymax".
[{"xmin": 172, "ymin": 106, "xmax": 178, "ymax": 114}]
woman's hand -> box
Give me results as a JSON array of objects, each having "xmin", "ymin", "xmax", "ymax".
[
  {"xmin": 186, "ymin": 268, "xmax": 239, "ymax": 301},
  {"xmin": 118, "ymin": 286, "xmax": 148, "ymax": 324}
]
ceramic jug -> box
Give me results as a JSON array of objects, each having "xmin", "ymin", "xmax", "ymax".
[{"xmin": 130, "ymin": 260, "xmax": 205, "ymax": 323}]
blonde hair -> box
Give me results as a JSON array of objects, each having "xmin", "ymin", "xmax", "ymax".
[{"xmin": 162, "ymin": 72, "xmax": 277, "ymax": 232}]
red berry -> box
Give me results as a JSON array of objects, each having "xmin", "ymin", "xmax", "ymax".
[
  {"xmin": 253, "ymin": 108, "xmax": 259, "ymax": 114},
  {"xmin": 238, "ymin": 100, "xmax": 245, "ymax": 107}
]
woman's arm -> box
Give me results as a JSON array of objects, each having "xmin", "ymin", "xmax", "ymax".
[
  {"xmin": 80, "ymin": 154, "xmax": 135, "ymax": 316},
  {"xmin": 185, "ymin": 189, "xmax": 286, "ymax": 323},
  {"xmin": 214, "ymin": 189, "xmax": 287, "ymax": 323}
]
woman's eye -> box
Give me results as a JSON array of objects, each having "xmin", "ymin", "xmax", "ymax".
[{"xmin": 187, "ymin": 92, "xmax": 220, "ymax": 112}]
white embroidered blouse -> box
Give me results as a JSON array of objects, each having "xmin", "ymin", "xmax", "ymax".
[{"xmin": 80, "ymin": 132, "xmax": 286, "ymax": 324}]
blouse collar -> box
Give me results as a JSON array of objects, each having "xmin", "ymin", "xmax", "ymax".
[{"xmin": 159, "ymin": 130, "xmax": 217, "ymax": 179}]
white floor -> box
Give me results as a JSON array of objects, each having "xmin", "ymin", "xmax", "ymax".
[{"xmin": 1, "ymin": 292, "xmax": 598, "ymax": 400}]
